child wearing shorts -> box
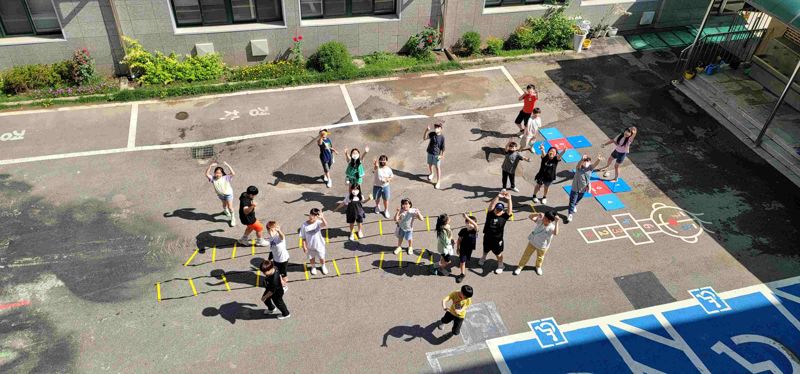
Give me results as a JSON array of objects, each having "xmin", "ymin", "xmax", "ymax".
[
  {"xmin": 266, "ymin": 221, "xmax": 289, "ymax": 285},
  {"xmin": 532, "ymin": 144, "xmax": 563, "ymax": 205},
  {"xmin": 318, "ymin": 129, "xmax": 340, "ymax": 188},
  {"xmin": 204, "ymin": 161, "xmax": 236, "ymax": 227},
  {"xmin": 515, "ymin": 84, "xmax": 538, "ymax": 135},
  {"xmin": 394, "ymin": 198, "xmax": 424, "ymax": 255},
  {"xmin": 300, "ymin": 208, "xmax": 329, "ymax": 275},
  {"xmin": 238, "ymin": 186, "xmax": 268, "ymax": 246}
]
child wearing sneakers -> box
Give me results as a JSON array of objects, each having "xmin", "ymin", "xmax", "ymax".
[
  {"xmin": 436, "ymin": 285, "xmax": 474, "ymax": 336},
  {"xmin": 204, "ymin": 161, "xmax": 236, "ymax": 227},
  {"xmin": 238, "ymin": 186, "xmax": 268, "ymax": 246},
  {"xmin": 515, "ymin": 84, "xmax": 538, "ymax": 136},
  {"xmin": 394, "ymin": 198, "xmax": 424, "ymax": 255},
  {"xmin": 522, "ymin": 107, "xmax": 542, "ymax": 147},
  {"xmin": 300, "ymin": 208, "xmax": 329, "ymax": 275},
  {"xmin": 318, "ymin": 129, "xmax": 340, "ymax": 188},
  {"xmin": 433, "ymin": 214, "xmax": 454, "ymax": 276},
  {"xmin": 501, "ymin": 140, "xmax": 531, "ymax": 192},
  {"xmin": 333, "ymin": 183, "xmax": 373, "ymax": 241}
]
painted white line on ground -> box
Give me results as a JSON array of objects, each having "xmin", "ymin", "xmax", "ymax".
[
  {"xmin": 346, "ymin": 76, "xmax": 402, "ymax": 85},
  {"xmin": 0, "ymin": 101, "xmax": 157, "ymax": 117},
  {"xmin": 127, "ymin": 103, "xmax": 138, "ymax": 149},
  {"xmin": 500, "ymin": 66, "xmax": 524, "ymax": 95},
  {"xmin": 433, "ymin": 103, "xmax": 522, "ymax": 117},
  {"xmin": 443, "ymin": 66, "xmax": 503, "ymax": 75},
  {"xmin": 0, "ymin": 114, "xmax": 430, "ymax": 166},
  {"xmin": 164, "ymin": 82, "xmax": 339, "ymax": 102},
  {"xmin": 419, "ymin": 73, "xmax": 440, "ymax": 78},
  {"xmin": 340, "ymin": 84, "xmax": 359, "ymax": 123}
]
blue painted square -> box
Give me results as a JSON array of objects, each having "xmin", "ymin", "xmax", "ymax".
[
  {"xmin": 530, "ymin": 141, "xmax": 548, "ymax": 154},
  {"xmin": 498, "ymin": 326, "xmax": 631, "ymax": 374},
  {"xmin": 604, "ymin": 178, "xmax": 632, "ymax": 193},
  {"xmin": 566, "ymin": 135, "xmax": 592, "ymax": 148},
  {"xmin": 689, "ymin": 287, "xmax": 731, "ymax": 314},
  {"xmin": 561, "ymin": 149, "xmax": 581, "ymax": 163},
  {"xmin": 563, "ymin": 185, "xmax": 591, "ymax": 198},
  {"xmin": 539, "ymin": 128, "xmax": 564, "ymax": 141},
  {"xmin": 528, "ymin": 317, "xmax": 568, "ymax": 348},
  {"xmin": 596, "ymin": 194, "xmax": 625, "ymax": 211}
]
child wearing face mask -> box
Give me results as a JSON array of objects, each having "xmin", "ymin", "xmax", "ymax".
[
  {"xmin": 372, "ymin": 155, "xmax": 394, "ymax": 219},
  {"xmin": 334, "ymin": 183, "xmax": 373, "ymax": 241},
  {"xmin": 423, "ymin": 123, "xmax": 446, "ymax": 189},
  {"xmin": 502, "ymin": 140, "xmax": 531, "ymax": 192},
  {"xmin": 344, "ymin": 146, "xmax": 369, "ymax": 186},
  {"xmin": 455, "ymin": 213, "xmax": 478, "ymax": 283},
  {"xmin": 317, "ymin": 129, "xmax": 339, "ymax": 188},
  {"xmin": 566, "ymin": 154, "xmax": 604, "ymax": 223}
]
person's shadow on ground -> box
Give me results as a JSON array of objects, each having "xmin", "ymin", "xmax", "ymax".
[
  {"xmin": 284, "ymin": 191, "xmax": 342, "ymax": 211},
  {"xmin": 196, "ymin": 229, "xmax": 237, "ymax": 252},
  {"xmin": 470, "ymin": 128, "xmax": 516, "ymax": 141},
  {"xmin": 271, "ymin": 171, "xmax": 322, "ymax": 186},
  {"xmin": 202, "ymin": 301, "xmax": 272, "ymax": 324},
  {"xmin": 381, "ymin": 321, "xmax": 453, "ymax": 347},
  {"xmin": 164, "ymin": 208, "xmax": 228, "ymax": 223}
]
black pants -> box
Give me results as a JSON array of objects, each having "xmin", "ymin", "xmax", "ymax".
[
  {"xmin": 502, "ymin": 171, "xmax": 516, "ymax": 189},
  {"xmin": 441, "ymin": 311, "xmax": 465, "ymax": 335},
  {"xmin": 263, "ymin": 290, "xmax": 290, "ymax": 317}
]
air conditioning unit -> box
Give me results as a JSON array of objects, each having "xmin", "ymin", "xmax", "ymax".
[
  {"xmin": 250, "ymin": 39, "xmax": 269, "ymax": 56},
  {"xmin": 195, "ymin": 43, "xmax": 215, "ymax": 56},
  {"xmin": 640, "ymin": 11, "xmax": 655, "ymax": 25}
]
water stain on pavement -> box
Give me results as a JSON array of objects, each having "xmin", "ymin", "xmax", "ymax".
[
  {"xmin": 384, "ymin": 74, "xmax": 491, "ymax": 115},
  {"xmin": 0, "ymin": 308, "xmax": 76, "ymax": 373},
  {"xmin": 361, "ymin": 120, "xmax": 405, "ymax": 143}
]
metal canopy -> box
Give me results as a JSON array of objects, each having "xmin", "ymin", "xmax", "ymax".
[{"xmin": 747, "ymin": 0, "xmax": 800, "ymax": 30}]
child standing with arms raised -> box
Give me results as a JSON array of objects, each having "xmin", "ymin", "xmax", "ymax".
[
  {"xmin": 394, "ymin": 198, "xmax": 425, "ymax": 255},
  {"xmin": 501, "ymin": 140, "xmax": 531, "ymax": 192},
  {"xmin": 334, "ymin": 184, "xmax": 373, "ymax": 241},
  {"xmin": 300, "ymin": 208, "xmax": 329, "ymax": 275},
  {"xmin": 515, "ymin": 84, "xmax": 538, "ymax": 136},
  {"xmin": 344, "ymin": 146, "xmax": 369, "ymax": 186},
  {"xmin": 372, "ymin": 155, "xmax": 394, "ymax": 219},
  {"xmin": 204, "ymin": 161, "xmax": 236, "ymax": 227},
  {"xmin": 532, "ymin": 144, "xmax": 563, "ymax": 205}
]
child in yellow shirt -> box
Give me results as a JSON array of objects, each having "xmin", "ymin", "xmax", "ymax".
[{"xmin": 436, "ymin": 285, "xmax": 473, "ymax": 335}]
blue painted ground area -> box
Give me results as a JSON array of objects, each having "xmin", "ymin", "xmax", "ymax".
[{"xmin": 488, "ymin": 277, "xmax": 800, "ymax": 373}]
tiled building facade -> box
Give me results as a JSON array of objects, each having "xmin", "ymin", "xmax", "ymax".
[{"xmin": 0, "ymin": 0, "xmax": 706, "ymax": 74}]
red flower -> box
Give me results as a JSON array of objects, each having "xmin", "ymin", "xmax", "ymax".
[
  {"xmin": 293, "ymin": 37, "xmax": 298, "ymax": 42},
  {"xmin": 298, "ymin": 35, "xmax": 303, "ymax": 41}
]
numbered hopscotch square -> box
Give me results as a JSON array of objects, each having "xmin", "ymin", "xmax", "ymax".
[
  {"xmin": 689, "ymin": 286, "xmax": 731, "ymax": 314},
  {"xmin": 528, "ymin": 317, "xmax": 568, "ymax": 348}
]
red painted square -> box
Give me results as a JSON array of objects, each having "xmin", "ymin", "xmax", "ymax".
[
  {"xmin": 548, "ymin": 138, "xmax": 574, "ymax": 151},
  {"xmin": 589, "ymin": 181, "xmax": 612, "ymax": 195}
]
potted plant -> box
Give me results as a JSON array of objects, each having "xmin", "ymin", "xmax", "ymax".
[
  {"xmin": 573, "ymin": 25, "xmax": 588, "ymax": 53},
  {"xmin": 683, "ymin": 70, "xmax": 696, "ymax": 80},
  {"xmin": 599, "ymin": 4, "xmax": 631, "ymax": 38}
]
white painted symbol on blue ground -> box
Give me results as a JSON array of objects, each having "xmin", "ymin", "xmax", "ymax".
[
  {"xmin": 528, "ymin": 317, "xmax": 567, "ymax": 348},
  {"xmin": 712, "ymin": 334, "xmax": 800, "ymax": 374},
  {"xmin": 689, "ymin": 286, "xmax": 731, "ymax": 314}
]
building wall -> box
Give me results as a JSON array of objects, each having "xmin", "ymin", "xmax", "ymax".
[
  {"xmin": 0, "ymin": 0, "xmax": 710, "ymax": 75},
  {"xmin": 0, "ymin": 0, "xmax": 121, "ymax": 73}
]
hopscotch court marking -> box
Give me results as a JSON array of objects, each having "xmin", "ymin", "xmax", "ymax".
[{"xmin": 577, "ymin": 203, "xmax": 713, "ymax": 246}]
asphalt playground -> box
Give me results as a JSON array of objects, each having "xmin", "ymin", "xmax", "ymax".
[{"xmin": 1, "ymin": 38, "xmax": 800, "ymax": 373}]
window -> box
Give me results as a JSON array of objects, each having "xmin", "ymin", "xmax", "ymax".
[
  {"xmin": 484, "ymin": 0, "xmax": 565, "ymax": 7},
  {"xmin": 0, "ymin": 0, "xmax": 61, "ymax": 37},
  {"xmin": 300, "ymin": 0, "xmax": 395, "ymax": 19},
  {"xmin": 171, "ymin": 0, "xmax": 282, "ymax": 27}
]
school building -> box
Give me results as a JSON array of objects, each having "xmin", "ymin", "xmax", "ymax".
[{"xmin": 0, "ymin": 0, "xmax": 716, "ymax": 74}]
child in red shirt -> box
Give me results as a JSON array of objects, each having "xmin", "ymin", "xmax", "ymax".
[{"xmin": 515, "ymin": 84, "xmax": 538, "ymax": 135}]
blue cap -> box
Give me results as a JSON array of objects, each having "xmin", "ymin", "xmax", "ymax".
[{"xmin": 494, "ymin": 202, "xmax": 505, "ymax": 211}]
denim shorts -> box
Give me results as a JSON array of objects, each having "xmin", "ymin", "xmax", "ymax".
[
  {"xmin": 611, "ymin": 150, "xmax": 627, "ymax": 164},
  {"xmin": 396, "ymin": 227, "xmax": 413, "ymax": 241},
  {"xmin": 217, "ymin": 194, "xmax": 234, "ymax": 201},
  {"xmin": 372, "ymin": 185, "xmax": 391, "ymax": 201},
  {"xmin": 426, "ymin": 153, "xmax": 441, "ymax": 166}
]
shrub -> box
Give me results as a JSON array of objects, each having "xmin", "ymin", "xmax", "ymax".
[
  {"xmin": 72, "ymin": 48, "xmax": 98, "ymax": 85},
  {"xmin": 505, "ymin": 9, "xmax": 574, "ymax": 51},
  {"xmin": 362, "ymin": 51, "xmax": 423, "ymax": 69},
  {"xmin": 485, "ymin": 37, "xmax": 504, "ymax": 55},
  {"xmin": 122, "ymin": 37, "xmax": 226, "ymax": 85},
  {"xmin": 403, "ymin": 25, "xmax": 440, "ymax": 59},
  {"xmin": 227, "ymin": 60, "xmax": 307, "ymax": 81},
  {"xmin": 308, "ymin": 41, "xmax": 353, "ymax": 72},
  {"xmin": 460, "ymin": 31, "xmax": 481, "ymax": 56},
  {"xmin": 2, "ymin": 64, "xmax": 65, "ymax": 94}
]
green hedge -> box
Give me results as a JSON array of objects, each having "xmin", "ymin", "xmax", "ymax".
[{"xmin": 308, "ymin": 41, "xmax": 354, "ymax": 72}]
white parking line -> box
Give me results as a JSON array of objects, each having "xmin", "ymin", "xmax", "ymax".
[
  {"xmin": 433, "ymin": 103, "xmax": 522, "ymax": 117},
  {"xmin": 340, "ymin": 85, "xmax": 359, "ymax": 123},
  {"xmin": 0, "ymin": 114, "xmax": 430, "ymax": 166},
  {"xmin": 500, "ymin": 66, "xmax": 524, "ymax": 95},
  {"xmin": 443, "ymin": 66, "xmax": 503, "ymax": 75},
  {"xmin": 127, "ymin": 103, "xmax": 138, "ymax": 149}
]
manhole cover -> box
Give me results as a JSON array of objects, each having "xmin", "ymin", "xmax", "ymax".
[
  {"xmin": 175, "ymin": 111, "xmax": 189, "ymax": 120},
  {"xmin": 566, "ymin": 79, "xmax": 593, "ymax": 93},
  {"xmin": 190, "ymin": 145, "xmax": 214, "ymax": 159}
]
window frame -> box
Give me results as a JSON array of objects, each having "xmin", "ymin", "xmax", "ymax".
[
  {"xmin": 484, "ymin": 0, "xmax": 544, "ymax": 8},
  {"xmin": 170, "ymin": 0, "xmax": 283, "ymax": 28},
  {"xmin": 300, "ymin": 0, "xmax": 396, "ymax": 20},
  {"xmin": 0, "ymin": 0, "xmax": 62, "ymax": 38}
]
